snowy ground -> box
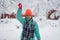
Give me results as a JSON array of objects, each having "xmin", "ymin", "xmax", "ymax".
[
  {"xmin": 0, "ymin": 0, "xmax": 60, "ymax": 40},
  {"xmin": 0, "ymin": 18, "xmax": 60, "ymax": 40}
]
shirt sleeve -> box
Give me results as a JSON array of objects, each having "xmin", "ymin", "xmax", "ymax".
[
  {"xmin": 16, "ymin": 8, "xmax": 24, "ymax": 25},
  {"xmin": 34, "ymin": 21, "xmax": 41, "ymax": 40}
]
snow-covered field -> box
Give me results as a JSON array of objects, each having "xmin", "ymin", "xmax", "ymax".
[
  {"xmin": 0, "ymin": 0, "xmax": 60, "ymax": 40},
  {"xmin": 0, "ymin": 18, "xmax": 60, "ymax": 40}
]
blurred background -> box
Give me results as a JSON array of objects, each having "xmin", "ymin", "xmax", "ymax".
[{"xmin": 0, "ymin": 0, "xmax": 60, "ymax": 40}]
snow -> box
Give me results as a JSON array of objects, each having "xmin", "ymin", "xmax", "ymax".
[
  {"xmin": 0, "ymin": 18, "xmax": 60, "ymax": 40},
  {"xmin": 0, "ymin": 19, "xmax": 22, "ymax": 40},
  {"xmin": 0, "ymin": 0, "xmax": 60, "ymax": 40}
]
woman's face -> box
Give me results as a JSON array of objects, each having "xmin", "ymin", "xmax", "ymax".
[{"xmin": 26, "ymin": 15, "xmax": 32, "ymax": 20}]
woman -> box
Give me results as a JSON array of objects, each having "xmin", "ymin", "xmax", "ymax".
[{"xmin": 16, "ymin": 3, "xmax": 41, "ymax": 40}]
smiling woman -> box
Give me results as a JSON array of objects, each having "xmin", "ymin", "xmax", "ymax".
[{"xmin": 16, "ymin": 3, "xmax": 41, "ymax": 40}]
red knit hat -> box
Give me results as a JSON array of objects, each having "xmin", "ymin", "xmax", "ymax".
[{"xmin": 23, "ymin": 9, "xmax": 32, "ymax": 16}]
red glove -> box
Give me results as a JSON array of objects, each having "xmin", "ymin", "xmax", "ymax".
[{"xmin": 18, "ymin": 3, "xmax": 22, "ymax": 9}]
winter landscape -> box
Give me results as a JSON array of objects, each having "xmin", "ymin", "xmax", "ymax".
[{"xmin": 0, "ymin": 0, "xmax": 60, "ymax": 40}]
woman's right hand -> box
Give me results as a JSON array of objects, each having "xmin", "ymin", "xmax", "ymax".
[{"xmin": 18, "ymin": 3, "xmax": 22, "ymax": 9}]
